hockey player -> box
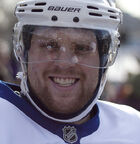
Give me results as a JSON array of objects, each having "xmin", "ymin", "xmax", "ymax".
[{"xmin": 0, "ymin": 0, "xmax": 140, "ymax": 143}]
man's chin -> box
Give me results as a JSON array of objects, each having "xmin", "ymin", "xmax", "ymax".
[{"xmin": 45, "ymin": 91, "xmax": 84, "ymax": 113}]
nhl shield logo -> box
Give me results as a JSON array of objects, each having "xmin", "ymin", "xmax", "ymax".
[{"xmin": 62, "ymin": 126, "xmax": 78, "ymax": 143}]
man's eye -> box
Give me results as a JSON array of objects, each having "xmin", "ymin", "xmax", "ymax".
[
  {"xmin": 39, "ymin": 40, "xmax": 59, "ymax": 51},
  {"xmin": 75, "ymin": 44, "xmax": 92, "ymax": 54},
  {"xmin": 47, "ymin": 41, "xmax": 59, "ymax": 50}
]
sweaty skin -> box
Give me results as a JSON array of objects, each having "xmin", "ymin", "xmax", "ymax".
[{"xmin": 27, "ymin": 28, "xmax": 99, "ymax": 123}]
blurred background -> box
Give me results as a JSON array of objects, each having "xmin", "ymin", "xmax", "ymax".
[{"xmin": 0, "ymin": 0, "xmax": 140, "ymax": 110}]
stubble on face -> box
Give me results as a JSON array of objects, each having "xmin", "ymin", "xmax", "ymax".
[{"xmin": 28, "ymin": 63, "xmax": 97, "ymax": 114}]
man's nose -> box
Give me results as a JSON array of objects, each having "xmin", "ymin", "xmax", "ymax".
[{"xmin": 54, "ymin": 47, "xmax": 77, "ymax": 68}]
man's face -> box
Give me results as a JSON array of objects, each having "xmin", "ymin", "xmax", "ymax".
[{"xmin": 27, "ymin": 27, "xmax": 99, "ymax": 114}]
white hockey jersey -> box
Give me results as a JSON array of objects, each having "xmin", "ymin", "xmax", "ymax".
[{"xmin": 0, "ymin": 81, "xmax": 140, "ymax": 144}]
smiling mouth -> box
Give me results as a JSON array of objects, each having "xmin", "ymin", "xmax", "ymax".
[{"xmin": 49, "ymin": 76, "xmax": 79, "ymax": 87}]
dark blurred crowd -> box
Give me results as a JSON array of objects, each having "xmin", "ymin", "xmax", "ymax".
[
  {"xmin": 0, "ymin": 38, "xmax": 19, "ymax": 84},
  {"xmin": 103, "ymin": 74, "xmax": 140, "ymax": 111}
]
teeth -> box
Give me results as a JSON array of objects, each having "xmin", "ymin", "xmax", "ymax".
[{"xmin": 53, "ymin": 77, "xmax": 76, "ymax": 86}]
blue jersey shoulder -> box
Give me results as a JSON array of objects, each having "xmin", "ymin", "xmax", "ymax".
[
  {"xmin": 0, "ymin": 81, "xmax": 20, "ymax": 91},
  {"xmin": 0, "ymin": 81, "xmax": 20, "ymax": 99}
]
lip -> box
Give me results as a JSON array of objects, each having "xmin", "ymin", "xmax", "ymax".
[{"xmin": 49, "ymin": 76, "xmax": 80, "ymax": 91}]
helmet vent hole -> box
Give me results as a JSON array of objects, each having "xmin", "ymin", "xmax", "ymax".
[
  {"xmin": 51, "ymin": 15, "xmax": 58, "ymax": 21},
  {"xmin": 89, "ymin": 12, "xmax": 102, "ymax": 17},
  {"xmin": 110, "ymin": 16, "xmax": 117, "ymax": 19},
  {"xmin": 35, "ymin": 2, "xmax": 46, "ymax": 6},
  {"xmin": 32, "ymin": 9, "xmax": 43, "ymax": 12},
  {"xmin": 108, "ymin": 10, "xmax": 116, "ymax": 13},
  {"xmin": 18, "ymin": 9, "xmax": 25, "ymax": 12},
  {"xmin": 20, "ymin": 4, "xmax": 27, "ymax": 7},
  {"xmin": 87, "ymin": 6, "xmax": 99, "ymax": 10},
  {"xmin": 73, "ymin": 17, "xmax": 79, "ymax": 23}
]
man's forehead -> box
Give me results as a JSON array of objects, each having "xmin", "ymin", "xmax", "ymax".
[{"xmin": 33, "ymin": 27, "xmax": 96, "ymax": 39}]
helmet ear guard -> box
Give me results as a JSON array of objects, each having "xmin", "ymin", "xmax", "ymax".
[
  {"xmin": 107, "ymin": 30, "xmax": 120, "ymax": 67},
  {"xmin": 14, "ymin": 43, "xmax": 23, "ymax": 62},
  {"xmin": 13, "ymin": 23, "xmax": 22, "ymax": 62},
  {"xmin": 13, "ymin": 23, "xmax": 27, "ymax": 63}
]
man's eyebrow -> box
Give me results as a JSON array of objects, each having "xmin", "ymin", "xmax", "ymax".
[
  {"xmin": 32, "ymin": 35, "xmax": 54, "ymax": 40},
  {"xmin": 72, "ymin": 39, "xmax": 93, "ymax": 44}
]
